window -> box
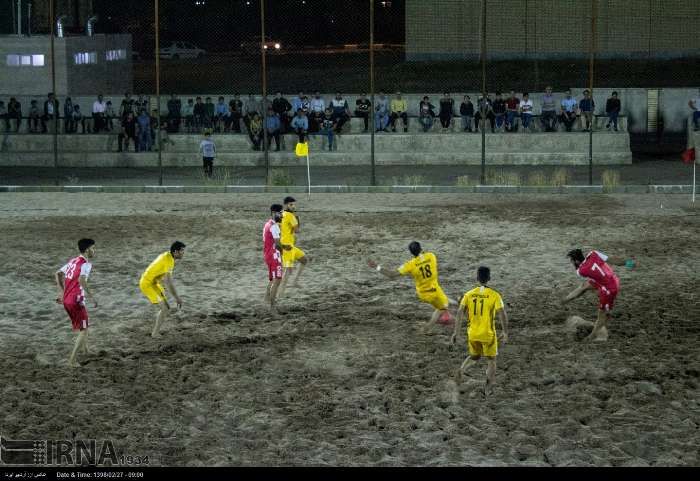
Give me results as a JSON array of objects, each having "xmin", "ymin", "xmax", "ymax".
[
  {"xmin": 74, "ymin": 52, "xmax": 97, "ymax": 65},
  {"xmin": 32, "ymin": 54, "xmax": 45, "ymax": 66},
  {"xmin": 6, "ymin": 54, "xmax": 45, "ymax": 66},
  {"xmin": 105, "ymin": 49, "xmax": 126, "ymax": 61},
  {"xmin": 6, "ymin": 54, "xmax": 19, "ymax": 66}
]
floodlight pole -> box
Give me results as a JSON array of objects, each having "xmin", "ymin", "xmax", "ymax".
[
  {"xmin": 261, "ymin": 0, "xmax": 269, "ymax": 186},
  {"xmin": 588, "ymin": 0, "xmax": 597, "ymax": 186},
  {"xmin": 370, "ymin": 0, "xmax": 376, "ymax": 186},
  {"xmin": 50, "ymin": 0, "xmax": 58, "ymax": 186},
  {"xmin": 480, "ymin": 0, "xmax": 486, "ymax": 185},
  {"xmin": 155, "ymin": 0, "xmax": 162, "ymax": 186}
]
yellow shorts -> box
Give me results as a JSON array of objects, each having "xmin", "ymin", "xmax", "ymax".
[
  {"xmin": 417, "ymin": 286, "xmax": 449, "ymax": 310},
  {"xmin": 468, "ymin": 338, "xmax": 498, "ymax": 358},
  {"xmin": 140, "ymin": 280, "xmax": 166, "ymax": 304},
  {"xmin": 282, "ymin": 246, "xmax": 306, "ymax": 268}
]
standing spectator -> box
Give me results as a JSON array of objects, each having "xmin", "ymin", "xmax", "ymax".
[
  {"xmin": 492, "ymin": 92, "xmax": 507, "ymax": 132},
  {"xmin": 199, "ymin": 130, "xmax": 216, "ymax": 178},
  {"xmin": 118, "ymin": 112, "xmax": 137, "ymax": 152},
  {"xmin": 214, "ymin": 96, "xmax": 228, "ymax": 133},
  {"xmin": 183, "ymin": 99, "xmax": 195, "ymax": 133},
  {"xmin": 374, "ymin": 91, "xmax": 390, "ymax": 132},
  {"xmin": 459, "ymin": 95, "xmax": 474, "ymax": 132},
  {"xmin": 689, "ymin": 88, "xmax": 700, "ymax": 132},
  {"xmin": 605, "ymin": 91, "xmax": 621, "ymax": 131},
  {"xmin": 272, "ymin": 92, "xmax": 292, "ymax": 133},
  {"xmin": 474, "ymin": 93, "xmax": 494, "ymax": 132},
  {"xmin": 519, "ymin": 93, "xmax": 534, "ymax": 131},
  {"xmin": 505, "ymin": 90, "xmax": 520, "ymax": 132},
  {"xmin": 136, "ymin": 109, "xmax": 152, "ymax": 152},
  {"xmin": 228, "ymin": 94, "xmax": 244, "ymax": 133},
  {"xmin": 249, "ymin": 113, "xmax": 264, "ymax": 150},
  {"xmin": 73, "ymin": 104, "xmax": 87, "ymax": 134},
  {"xmin": 265, "ymin": 107, "xmax": 282, "ymax": 151},
  {"xmin": 389, "ymin": 91, "xmax": 409, "ymax": 133},
  {"xmin": 243, "ymin": 94, "xmax": 261, "ymax": 134},
  {"xmin": 204, "ymin": 97, "xmax": 215, "ymax": 129},
  {"xmin": 329, "ymin": 92, "xmax": 350, "ymax": 133},
  {"xmin": 119, "ymin": 92, "xmax": 134, "ymax": 120},
  {"xmin": 8, "ymin": 97, "xmax": 22, "ymax": 132},
  {"xmin": 559, "ymin": 89, "xmax": 578, "ymax": 132},
  {"xmin": 438, "ymin": 92, "xmax": 455, "ymax": 132},
  {"xmin": 320, "ymin": 108, "xmax": 337, "ymax": 151},
  {"xmin": 29, "ymin": 100, "xmax": 41, "ymax": 133},
  {"xmin": 92, "ymin": 94, "xmax": 107, "ymax": 133},
  {"xmin": 167, "ymin": 94, "xmax": 182, "ymax": 133},
  {"xmin": 193, "ymin": 97, "xmax": 206, "ymax": 132},
  {"xmin": 419, "ymin": 96, "xmax": 436, "ymax": 132},
  {"xmin": 579, "ymin": 89, "xmax": 595, "ymax": 131},
  {"xmin": 149, "ymin": 109, "xmax": 159, "ymax": 144},
  {"xmin": 309, "ymin": 91, "xmax": 325, "ymax": 133},
  {"xmin": 291, "ymin": 109, "xmax": 309, "ymax": 143},
  {"xmin": 354, "ymin": 93, "xmax": 371, "ymax": 132},
  {"xmin": 135, "ymin": 94, "xmax": 149, "ymax": 114},
  {"xmin": 42, "ymin": 92, "xmax": 59, "ymax": 133},
  {"xmin": 105, "ymin": 101, "xmax": 116, "ymax": 132},
  {"xmin": 540, "ymin": 86, "xmax": 558, "ymax": 132},
  {"xmin": 63, "ymin": 97, "xmax": 75, "ymax": 133},
  {"xmin": 0, "ymin": 101, "xmax": 8, "ymax": 132}
]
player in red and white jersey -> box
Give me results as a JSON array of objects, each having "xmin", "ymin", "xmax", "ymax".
[
  {"xmin": 55, "ymin": 238, "xmax": 98, "ymax": 367},
  {"xmin": 562, "ymin": 248, "xmax": 631, "ymax": 341},
  {"xmin": 263, "ymin": 204, "xmax": 291, "ymax": 311}
]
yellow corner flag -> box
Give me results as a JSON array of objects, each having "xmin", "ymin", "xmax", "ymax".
[{"xmin": 295, "ymin": 141, "xmax": 309, "ymax": 157}]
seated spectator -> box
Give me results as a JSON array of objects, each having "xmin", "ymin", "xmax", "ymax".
[
  {"xmin": 272, "ymin": 91, "xmax": 292, "ymax": 133},
  {"xmin": 492, "ymin": 92, "xmax": 507, "ymax": 132},
  {"xmin": 63, "ymin": 97, "xmax": 75, "ymax": 133},
  {"xmin": 136, "ymin": 109, "xmax": 152, "ymax": 151},
  {"xmin": 183, "ymin": 99, "xmax": 195, "ymax": 133},
  {"xmin": 354, "ymin": 93, "xmax": 371, "ymax": 132},
  {"xmin": 319, "ymin": 108, "xmax": 337, "ymax": 151},
  {"xmin": 291, "ymin": 109, "xmax": 309, "ymax": 143},
  {"xmin": 579, "ymin": 89, "xmax": 595, "ymax": 131},
  {"xmin": 73, "ymin": 104, "xmax": 88, "ymax": 134},
  {"xmin": 118, "ymin": 112, "xmax": 138, "ymax": 152},
  {"xmin": 265, "ymin": 107, "xmax": 281, "ymax": 151},
  {"xmin": 390, "ymin": 91, "xmax": 409, "ymax": 133},
  {"xmin": 688, "ymin": 88, "xmax": 700, "ymax": 132},
  {"xmin": 505, "ymin": 90, "xmax": 520, "ymax": 132},
  {"xmin": 419, "ymin": 96, "xmax": 436, "ymax": 132},
  {"xmin": 167, "ymin": 94, "xmax": 182, "ymax": 133},
  {"xmin": 329, "ymin": 92, "xmax": 350, "ymax": 133},
  {"xmin": 243, "ymin": 94, "xmax": 261, "ymax": 134},
  {"xmin": 0, "ymin": 101, "xmax": 8, "ymax": 132},
  {"xmin": 459, "ymin": 95, "xmax": 474, "ymax": 132},
  {"xmin": 215, "ymin": 96, "xmax": 227, "ymax": 133},
  {"xmin": 29, "ymin": 100, "xmax": 41, "ymax": 133},
  {"xmin": 204, "ymin": 97, "xmax": 215, "ymax": 129},
  {"xmin": 105, "ymin": 101, "xmax": 116, "ymax": 132},
  {"xmin": 519, "ymin": 93, "xmax": 534, "ymax": 131},
  {"xmin": 375, "ymin": 91, "xmax": 390, "ymax": 132},
  {"xmin": 8, "ymin": 97, "xmax": 21, "ymax": 132},
  {"xmin": 42, "ymin": 92, "xmax": 59, "ymax": 133},
  {"xmin": 193, "ymin": 97, "xmax": 206, "ymax": 132},
  {"xmin": 249, "ymin": 112, "xmax": 264, "ymax": 150},
  {"xmin": 92, "ymin": 94, "xmax": 107, "ymax": 133},
  {"xmin": 474, "ymin": 93, "xmax": 494, "ymax": 132},
  {"xmin": 439, "ymin": 92, "xmax": 455, "ymax": 131},
  {"xmin": 540, "ymin": 86, "xmax": 558, "ymax": 132},
  {"xmin": 309, "ymin": 91, "xmax": 325, "ymax": 133},
  {"xmin": 228, "ymin": 94, "xmax": 244, "ymax": 133},
  {"xmin": 559, "ymin": 89, "xmax": 577, "ymax": 132},
  {"xmin": 605, "ymin": 91, "xmax": 621, "ymax": 131}
]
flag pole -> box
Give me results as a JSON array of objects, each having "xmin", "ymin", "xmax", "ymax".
[{"xmin": 693, "ymin": 161, "xmax": 696, "ymax": 203}]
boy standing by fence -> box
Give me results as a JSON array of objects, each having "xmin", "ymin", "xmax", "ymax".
[{"xmin": 199, "ymin": 130, "xmax": 216, "ymax": 178}]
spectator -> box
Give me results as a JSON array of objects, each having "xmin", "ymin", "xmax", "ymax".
[
  {"xmin": 214, "ymin": 96, "xmax": 228, "ymax": 133},
  {"xmin": 492, "ymin": 92, "xmax": 507, "ymax": 132},
  {"xmin": 204, "ymin": 97, "xmax": 215, "ymax": 129},
  {"xmin": 309, "ymin": 91, "xmax": 325, "ymax": 133},
  {"xmin": 249, "ymin": 113, "xmax": 264, "ymax": 150},
  {"xmin": 149, "ymin": 109, "xmax": 159, "ymax": 144},
  {"xmin": 688, "ymin": 88, "xmax": 700, "ymax": 132},
  {"xmin": 291, "ymin": 91, "xmax": 310, "ymax": 116},
  {"xmin": 0, "ymin": 101, "xmax": 8, "ymax": 132},
  {"xmin": 419, "ymin": 95, "xmax": 436, "ymax": 132},
  {"xmin": 105, "ymin": 101, "xmax": 116, "ymax": 132},
  {"xmin": 158, "ymin": 120, "xmax": 175, "ymax": 151},
  {"xmin": 118, "ymin": 112, "xmax": 137, "ymax": 152},
  {"xmin": 119, "ymin": 92, "xmax": 134, "ymax": 120},
  {"xmin": 579, "ymin": 89, "xmax": 595, "ymax": 131},
  {"xmin": 505, "ymin": 90, "xmax": 520, "ymax": 132},
  {"xmin": 243, "ymin": 94, "xmax": 261, "ymax": 134},
  {"xmin": 375, "ymin": 91, "xmax": 390, "ymax": 132},
  {"xmin": 193, "ymin": 97, "xmax": 206, "ymax": 132},
  {"xmin": 8, "ymin": 97, "xmax": 21, "ymax": 132},
  {"xmin": 605, "ymin": 91, "xmax": 621, "ymax": 132},
  {"xmin": 389, "ymin": 91, "xmax": 409, "ymax": 133},
  {"xmin": 265, "ymin": 107, "xmax": 282, "ymax": 151},
  {"xmin": 136, "ymin": 109, "xmax": 152, "ymax": 152},
  {"xmin": 541, "ymin": 86, "xmax": 558, "ymax": 132},
  {"xmin": 63, "ymin": 97, "xmax": 75, "ymax": 133},
  {"xmin": 474, "ymin": 93, "xmax": 495, "ymax": 132},
  {"xmin": 459, "ymin": 95, "xmax": 474, "ymax": 132},
  {"xmin": 228, "ymin": 94, "xmax": 244, "ymax": 133},
  {"xmin": 42, "ymin": 92, "xmax": 59, "ymax": 133},
  {"xmin": 354, "ymin": 93, "xmax": 371, "ymax": 132},
  {"xmin": 183, "ymin": 99, "xmax": 195, "ymax": 133},
  {"xmin": 439, "ymin": 92, "xmax": 455, "ymax": 132},
  {"xmin": 320, "ymin": 108, "xmax": 337, "ymax": 151},
  {"xmin": 135, "ymin": 94, "xmax": 149, "ymax": 114},
  {"xmin": 167, "ymin": 94, "xmax": 182, "ymax": 133},
  {"xmin": 29, "ymin": 100, "xmax": 41, "ymax": 133},
  {"xmin": 92, "ymin": 94, "xmax": 107, "ymax": 133},
  {"xmin": 73, "ymin": 104, "xmax": 87, "ymax": 134},
  {"xmin": 559, "ymin": 89, "xmax": 578, "ymax": 132},
  {"xmin": 272, "ymin": 91, "xmax": 292, "ymax": 133},
  {"xmin": 329, "ymin": 92, "xmax": 350, "ymax": 133},
  {"xmin": 199, "ymin": 130, "xmax": 216, "ymax": 178},
  {"xmin": 519, "ymin": 93, "xmax": 534, "ymax": 131},
  {"xmin": 291, "ymin": 109, "xmax": 309, "ymax": 143}
]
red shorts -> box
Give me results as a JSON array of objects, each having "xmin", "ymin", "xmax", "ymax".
[
  {"xmin": 597, "ymin": 286, "xmax": 618, "ymax": 312},
  {"xmin": 64, "ymin": 302, "xmax": 89, "ymax": 331},
  {"xmin": 266, "ymin": 257, "xmax": 283, "ymax": 281}
]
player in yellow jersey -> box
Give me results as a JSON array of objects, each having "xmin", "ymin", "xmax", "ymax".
[
  {"xmin": 139, "ymin": 241, "xmax": 185, "ymax": 338},
  {"xmin": 368, "ymin": 241, "xmax": 456, "ymax": 331},
  {"xmin": 451, "ymin": 266, "xmax": 508, "ymax": 394},
  {"xmin": 278, "ymin": 196, "xmax": 310, "ymax": 297}
]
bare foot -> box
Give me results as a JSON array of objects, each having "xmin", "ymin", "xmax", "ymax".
[
  {"xmin": 69, "ymin": 360, "xmax": 81, "ymax": 368},
  {"xmin": 151, "ymin": 331, "xmax": 161, "ymax": 338},
  {"xmin": 453, "ymin": 367, "xmax": 464, "ymax": 384},
  {"xmin": 484, "ymin": 382, "xmax": 495, "ymax": 396}
]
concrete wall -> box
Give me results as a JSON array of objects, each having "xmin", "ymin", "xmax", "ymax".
[{"xmin": 406, "ymin": 0, "xmax": 700, "ymax": 60}]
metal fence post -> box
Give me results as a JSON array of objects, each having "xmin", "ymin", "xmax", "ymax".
[
  {"xmin": 261, "ymin": 0, "xmax": 269, "ymax": 186},
  {"xmin": 156, "ymin": 0, "xmax": 162, "ymax": 186},
  {"xmin": 50, "ymin": 0, "xmax": 58, "ymax": 186},
  {"xmin": 370, "ymin": 0, "xmax": 376, "ymax": 186},
  {"xmin": 589, "ymin": 0, "xmax": 597, "ymax": 186},
  {"xmin": 480, "ymin": 0, "xmax": 486, "ymax": 185}
]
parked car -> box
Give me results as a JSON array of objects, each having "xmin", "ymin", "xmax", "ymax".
[
  {"xmin": 240, "ymin": 37, "xmax": 282, "ymax": 54},
  {"xmin": 159, "ymin": 41, "xmax": 206, "ymax": 60}
]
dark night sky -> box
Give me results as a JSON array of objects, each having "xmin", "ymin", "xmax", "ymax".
[{"xmin": 92, "ymin": 0, "xmax": 405, "ymax": 51}]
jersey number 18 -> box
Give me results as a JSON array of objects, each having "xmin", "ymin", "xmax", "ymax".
[{"xmin": 418, "ymin": 265, "xmax": 432, "ymax": 279}]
